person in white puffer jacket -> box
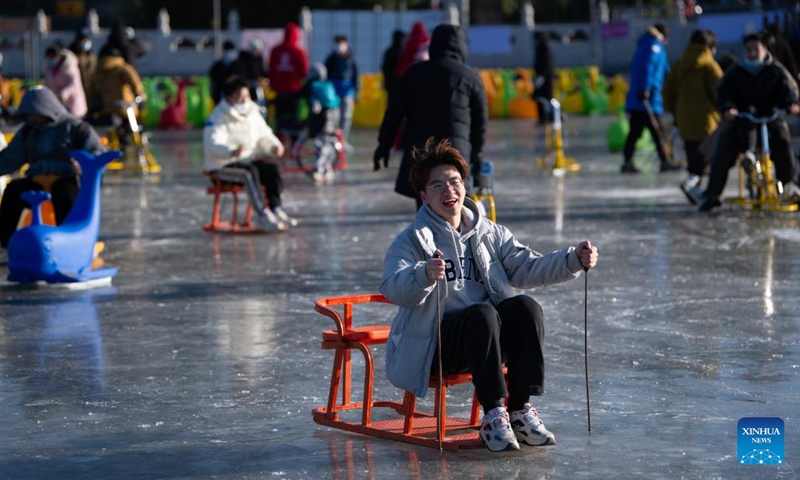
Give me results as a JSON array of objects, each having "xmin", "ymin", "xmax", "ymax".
[{"xmin": 203, "ymin": 76, "xmax": 296, "ymax": 231}]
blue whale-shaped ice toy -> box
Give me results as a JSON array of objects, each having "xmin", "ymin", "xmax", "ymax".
[{"xmin": 7, "ymin": 150, "xmax": 122, "ymax": 284}]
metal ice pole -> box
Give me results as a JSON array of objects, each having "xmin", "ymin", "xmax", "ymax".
[{"xmin": 584, "ymin": 267, "xmax": 591, "ymax": 432}]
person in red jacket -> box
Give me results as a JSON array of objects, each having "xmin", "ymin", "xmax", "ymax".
[
  {"xmin": 268, "ymin": 22, "xmax": 309, "ymax": 139},
  {"xmin": 395, "ymin": 21, "xmax": 430, "ymax": 78}
]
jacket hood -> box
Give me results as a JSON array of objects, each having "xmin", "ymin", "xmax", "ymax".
[
  {"xmin": 408, "ymin": 22, "xmax": 430, "ymax": 47},
  {"xmin": 646, "ymin": 25, "xmax": 666, "ymax": 43},
  {"xmin": 429, "ymin": 24, "xmax": 467, "ymax": 62},
  {"xmin": 16, "ymin": 86, "xmax": 69, "ymax": 122},
  {"xmin": 637, "ymin": 29, "xmax": 663, "ymax": 50},
  {"xmin": 283, "ymin": 22, "xmax": 301, "ymax": 46}
]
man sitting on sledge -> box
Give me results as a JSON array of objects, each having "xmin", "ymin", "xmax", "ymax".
[{"xmin": 380, "ymin": 138, "xmax": 598, "ymax": 452}]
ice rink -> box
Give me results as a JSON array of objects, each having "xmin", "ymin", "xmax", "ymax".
[{"xmin": 1, "ymin": 116, "xmax": 798, "ymax": 479}]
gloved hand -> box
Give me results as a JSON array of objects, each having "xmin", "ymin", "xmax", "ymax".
[
  {"xmin": 637, "ymin": 90, "xmax": 650, "ymax": 102},
  {"xmin": 373, "ymin": 146, "xmax": 390, "ymax": 171}
]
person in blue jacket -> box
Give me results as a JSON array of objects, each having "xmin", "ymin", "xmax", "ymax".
[
  {"xmin": 324, "ymin": 35, "xmax": 359, "ymax": 148},
  {"xmin": 298, "ymin": 63, "xmax": 341, "ymax": 183},
  {"xmin": 621, "ymin": 24, "xmax": 680, "ymax": 174}
]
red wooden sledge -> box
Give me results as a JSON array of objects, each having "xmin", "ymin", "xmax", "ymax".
[{"xmin": 313, "ymin": 294, "xmax": 498, "ymax": 452}]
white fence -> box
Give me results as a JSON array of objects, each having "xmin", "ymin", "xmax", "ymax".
[{"xmin": 0, "ymin": 7, "xmax": 789, "ymax": 79}]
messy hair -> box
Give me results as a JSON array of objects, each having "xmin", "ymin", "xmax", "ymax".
[
  {"xmin": 409, "ymin": 137, "xmax": 469, "ymax": 193},
  {"xmin": 743, "ymin": 32, "xmax": 765, "ymax": 46}
]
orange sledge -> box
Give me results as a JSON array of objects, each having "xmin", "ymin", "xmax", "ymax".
[
  {"xmin": 202, "ymin": 173, "xmax": 263, "ymax": 233},
  {"xmin": 313, "ymin": 294, "xmax": 498, "ymax": 452}
]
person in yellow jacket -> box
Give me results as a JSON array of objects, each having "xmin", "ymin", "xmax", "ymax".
[
  {"xmin": 662, "ymin": 29, "xmax": 723, "ymax": 204},
  {"xmin": 87, "ymin": 45, "xmax": 145, "ymax": 122}
]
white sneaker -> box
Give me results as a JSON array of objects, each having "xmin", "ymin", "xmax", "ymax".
[
  {"xmin": 783, "ymin": 182, "xmax": 800, "ymax": 203},
  {"xmin": 324, "ymin": 170, "xmax": 336, "ymax": 184},
  {"xmin": 510, "ymin": 403, "xmax": 556, "ymax": 446},
  {"xmin": 680, "ymin": 174, "xmax": 703, "ymax": 206},
  {"xmin": 312, "ymin": 171, "xmax": 325, "ymax": 184},
  {"xmin": 272, "ymin": 207, "xmax": 298, "ymax": 227},
  {"xmin": 254, "ymin": 209, "xmax": 286, "ymax": 232},
  {"xmin": 480, "ymin": 407, "xmax": 520, "ymax": 452}
]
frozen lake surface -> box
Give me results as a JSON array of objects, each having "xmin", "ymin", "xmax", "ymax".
[{"xmin": 1, "ymin": 117, "xmax": 798, "ymax": 479}]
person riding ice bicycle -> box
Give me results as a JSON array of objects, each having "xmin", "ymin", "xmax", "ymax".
[
  {"xmin": 698, "ymin": 32, "xmax": 800, "ymax": 212},
  {"xmin": 86, "ymin": 45, "xmax": 146, "ymax": 155},
  {"xmin": 88, "ymin": 46, "xmax": 145, "ymax": 123}
]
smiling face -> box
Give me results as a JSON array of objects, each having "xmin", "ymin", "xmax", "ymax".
[{"xmin": 419, "ymin": 164, "xmax": 466, "ymax": 229}]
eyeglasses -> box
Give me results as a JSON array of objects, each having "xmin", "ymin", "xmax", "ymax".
[{"xmin": 426, "ymin": 177, "xmax": 465, "ymax": 194}]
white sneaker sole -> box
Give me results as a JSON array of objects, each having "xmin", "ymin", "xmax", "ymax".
[
  {"xmin": 481, "ymin": 433, "xmax": 521, "ymax": 452},
  {"xmin": 516, "ymin": 431, "xmax": 556, "ymax": 446}
]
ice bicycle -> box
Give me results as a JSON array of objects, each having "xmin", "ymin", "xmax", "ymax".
[
  {"xmin": 534, "ymin": 98, "xmax": 580, "ymax": 176},
  {"xmin": 91, "ymin": 97, "xmax": 161, "ymax": 175},
  {"xmin": 725, "ymin": 110, "xmax": 798, "ymax": 213}
]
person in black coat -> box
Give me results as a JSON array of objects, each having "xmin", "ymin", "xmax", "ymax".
[
  {"xmin": 699, "ymin": 33, "xmax": 800, "ymax": 211},
  {"xmin": 209, "ymin": 41, "xmax": 247, "ymax": 105},
  {"xmin": 238, "ymin": 39, "xmax": 268, "ymax": 104},
  {"xmin": 374, "ymin": 24, "xmax": 488, "ymax": 207},
  {"xmin": 532, "ymin": 31, "xmax": 555, "ymax": 124},
  {"xmin": 382, "ymin": 30, "xmax": 406, "ymax": 98},
  {"xmin": 101, "ymin": 21, "xmax": 146, "ymax": 68}
]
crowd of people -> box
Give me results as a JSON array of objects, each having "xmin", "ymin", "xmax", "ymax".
[{"xmin": 621, "ymin": 20, "xmax": 800, "ymax": 211}]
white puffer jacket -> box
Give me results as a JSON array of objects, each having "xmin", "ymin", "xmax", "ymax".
[{"xmin": 203, "ymin": 99, "xmax": 282, "ymax": 171}]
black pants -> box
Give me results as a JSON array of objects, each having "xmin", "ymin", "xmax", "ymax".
[
  {"xmin": 684, "ymin": 140, "xmax": 708, "ymax": 177},
  {"xmin": 703, "ymin": 118, "xmax": 797, "ymax": 199},
  {"xmin": 274, "ymin": 93, "xmax": 302, "ymax": 136},
  {"xmin": 536, "ymin": 98, "xmax": 554, "ymax": 125},
  {"xmin": 435, "ymin": 295, "xmax": 545, "ymax": 412},
  {"xmin": 0, "ymin": 176, "xmax": 79, "ymax": 248},
  {"xmin": 623, "ymin": 110, "xmax": 669, "ymax": 164},
  {"xmin": 213, "ymin": 161, "xmax": 283, "ymax": 209}
]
